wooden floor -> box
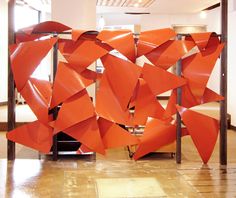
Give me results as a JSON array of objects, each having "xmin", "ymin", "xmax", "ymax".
[
  {"xmin": 0, "ymin": 103, "xmax": 236, "ymax": 197},
  {"xmin": 0, "ymin": 130, "xmax": 236, "ymax": 197}
]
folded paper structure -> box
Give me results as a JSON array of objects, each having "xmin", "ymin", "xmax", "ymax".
[{"xmin": 7, "ymin": 21, "xmax": 224, "ymax": 163}]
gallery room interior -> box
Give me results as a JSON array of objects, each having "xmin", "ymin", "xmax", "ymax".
[{"xmin": 0, "ymin": 0, "xmax": 236, "ymax": 197}]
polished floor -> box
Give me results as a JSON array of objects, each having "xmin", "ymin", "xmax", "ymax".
[
  {"xmin": 0, "ymin": 130, "xmax": 236, "ymax": 198},
  {"xmin": 1, "ymin": 103, "xmax": 236, "ymax": 197}
]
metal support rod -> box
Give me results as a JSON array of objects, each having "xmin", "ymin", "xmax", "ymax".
[
  {"xmin": 7, "ymin": 0, "xmax": 16, "ymax": 161},
  {"xmin": 176, "ymin": 35, "xmax": 182, "ymax": 164},
  {"xmin": 52, "ymin": 35, "xmax": 58, "ymax": 161},
  {"xmin": 220, "ymin": 0, "xmax": 228, "ymax": 165}
]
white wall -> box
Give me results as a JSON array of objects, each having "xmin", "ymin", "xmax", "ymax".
[
  {"xmin": 0, "ymin": 0, "xmax": 8, "ymax": 102},
  {"xmin": 228, "ymin": 0, "xmax": 236, "ymax": 125}
]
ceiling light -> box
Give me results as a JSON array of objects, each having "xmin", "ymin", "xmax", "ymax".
[
  {"xmin": 200, "ymin": 10, "xmax": 207, "ymax": 19},
  {"xmin": 134, "ymin": 3, "xmax": 139, "ymax": 7}
]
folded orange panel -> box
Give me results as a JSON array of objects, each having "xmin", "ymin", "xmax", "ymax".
[
  {"xmin": 186, "ymin": 32, "xmax": 220, "ymax": 51},
  {"xmin": 182, "ymin": 43, "xmax": 224, "ymax": 101},
  {"xmin": 21, "ymin": 80, "xmax": 52, "ymax": 124},
  {"xmin": 67, "ymin": 39, "xmax": 108, "ymax": 72},
  {"xmin": 15, "ymin": 32, "xmax": 46, "ymax": 44},
  {"xmin": 11, "ymin": 38, "xmax": 57, "ymax": 91},
  {"xmin": 96, "ymin": 73, "xmax": 131, "ymax": 125},
  {"xmin": 145, "ymin": 40, "xmax": 195, "ymax": 70},
  {"xmin": 200, "ymin": 87, "xmax": 224, "ymax": 104},
  {"xmin": 137, "ymin": 28, "xmax": 176, "ymax": 57},
  {"xmin": 142, "ymin": 63, "xmax": 186, "ymax": 96},
  {"xmin": 101, "ymin": 54, "xmax": 141, "ymax": 111},
  {"xmin": 54, "ymin": 90, "xmax": 95, "ymax": 133},
  {"xmin": 97, "ymin": 29, "xmax": 136, "ymax": 62},
  {"xmin": 64, "ymin": 116, "xmax": 105, "ymax": 155},
  {"xmin": 132, "ymin": 79, "xmax": 165, "ymax": 125},
  {"xmin": 98, "ymin": 117, "xmax": 139, "ymax": 149},
  {"xmin": 177, "ymin": 106, "xmax": 219, "ymax": 163},
  {"xmin": 6, "ymin": 120, "xmax": 53, "ymax": 153},
  {"xmin": 133, "ymin": 118, "xmax": 176, "ymax": 160},
  {"xmin": 72, "ymin": 30, "xmax": 98, "ymax": 41},
  {"xmin": 30, "ymin": 78, "xmax": 52, "ymax": 105},
  {"xmin": 20, "ymin": 21, "xmax": 71, "ymax": 35},
  {"xmin": 50, "ymin": 62, "xmax": 94, "ymax": 108}
]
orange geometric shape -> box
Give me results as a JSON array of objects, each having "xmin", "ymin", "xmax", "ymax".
[
  {"xmin": 6, "ymin": 120, "xmax": 53, "ymax": 153},
  {"xmin": 201, "ymin": 87, "xmax": 224, "ymax": 104},
  {"xmin": 145, "ymin": 40, "xmax": 195, "ymax": 70},
  {"xmin": 98, "ymin": 118, "xmax": 139, "ymax": 149},
  {"xmin": 15, "ymin": 32, "xmax": 46, "ymax": 44},
  {"xmin": 176, "ymin": 105, "xmax": 219, "ymax": 163},
  {"xmin": 186, "ymin": 32, "xmax": 220, "ymax": 51},
  {"xmin": 133, "ymin": 79, "xmax": 165, "ymax": 125},
  {"xmin": 20, "ymin": 21, "xmax": 71, "ymax": 35},
  {"xmin": 133, "ymin": 118, "xmax": 176, "ymax": 160},
  {"xmin": 137, "ymin": 28, "xmax": 176, "ymax": 57},
  {"xmin": 21, "ymin": 80, "xmax": 52, "ymax": 124},
  {"xmin": 142, "ymin": 63, "xmax": 186, "ymax": 96},
  {"xmin": 97, "ymin": 29, "xmax": 136, "ymax": 62},
  {"xmin": 101, "ymin": 54, "xmax": 141, "ymax": 110},
  {"xmin": 54, "ymin": 90, "xmax": 95, "ymax": 133},
  {"xmin": 64, "ymin": 116, "xmax": 105, "ymax": 155},
  {"xmin": 182, "ymin": 43, "xmax": 224, "ymax": 102},
  {"xmin": 72, "ymin": 30, "xmax": 98, "ymax": 41},
  {"xmin": 11, "ymin": 38, "xmax": 57, "ymax": 91},
  {"xmin": 30, "ymin": 78, "xmax": 52, "ymax": 105},
  {"xmin": 67, "ymin": 39, "xmax": 108, "ymax": 72},
  {"xmin": 50, "ymin": 62, "xmax": 94, "ymax": 108},
  {"xmin": 96, "ymin": 73, "xmax": 130, "ymax": 125}
]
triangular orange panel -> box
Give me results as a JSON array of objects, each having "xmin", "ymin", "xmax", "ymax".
[
  {"xmin": 177, "ymin": 106, "xmax": 219, "ymax": 163},
  {"xmin": 97, "ymin": 29, "xmax": 136, "ymax": 62},
  {"xmin": 64, "ymin": 116, "xmax": 105, "ymax": 155},
  {"xmin": 137, "ymin": 28, "xmax": 176, "ymax": 57},
  {"xmin": 11, "ymin": 38, "xmax": 57, "ymax": 91},
  {"xmin": 50, "ymin": 62, "xmax": 94, "ymax": 108},
  {"xmin": 95, "ymin": 73, "xmax": 130, "ymax": 125},
  {"xmin": 98, "ymin": 118, "xmax": 139, "ymax": 149},
  {"xmin": 200, "ymin": 87, "xmax": 224, "ymax": 104},
  {"xmin": 67, "ymin": 39, "xmax": 108, "ymax": 71},
  {"xmin": 133, "ymin": 79, "xmax": 165, "ymax": 125},
  {"xmin": 30, "ymin": 78, "xmax": 52, "ymax": 105},
  {"xmin": 133, "ymin": 118, "xmax": 176, "ymax": 160},
  {"xmin": 21, "ymin": 80, "xmax": 52, "ymax": 124},
  {"xmin": 182, "ymin": 43, "xmax": 224, "ymax": 101},
  {"xmin": 101, "ymin": 54, "xmax": 141, "ymax": 111},
  {"xmin": 54, "ymin": 90, "xmax": 95, "ymax": 133},
  {"xmin": 142, "ymin": 63, "xmax": 186, "ymax": 95},
  {"xmin": 145, "ymin": 40, "xmax": 195, "ymax": 70},
  {"xmin": 6, "ymin": 121, "xmax": 53, "ymax": 153}
]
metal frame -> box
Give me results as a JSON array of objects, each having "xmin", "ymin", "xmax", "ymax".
[{"xmin": 7, "ymin": 0, "xmax": 228, "ymax": 163}]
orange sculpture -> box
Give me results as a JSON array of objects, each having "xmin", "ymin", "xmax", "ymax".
[{"xmin": 7, "ymin": 21, "xmax": 224, "ymax": 163}]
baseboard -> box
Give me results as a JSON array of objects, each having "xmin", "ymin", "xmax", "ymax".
[
  {"xmin": 0, "ymin": 101, "xmax": 7, "ymax": 106},
  {"xmin": 230, "ymin": 125, "xmax": 236, "ymax": 131}
]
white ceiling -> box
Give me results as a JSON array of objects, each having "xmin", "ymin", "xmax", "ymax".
[
  {"xmin": 97, "ymin": 0, "xmax": 221, "ymax": 14},
  {"xmin": 20, "ymin": 0, "xmax": 220, "ymax": 14}
]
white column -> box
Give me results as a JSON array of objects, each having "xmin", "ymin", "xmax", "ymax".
[
  {"xmin": 51, "ymin": 0, "xmax": 96, "ymax": 29},
  {"xmin": 51, "ymin": 0, "xmax": 97, "ymax": 100},
  {"xmin": 0, "ymin": 0, "xmax": 8, "ymax": 103}
]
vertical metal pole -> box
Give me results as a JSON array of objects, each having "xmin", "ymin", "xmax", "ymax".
[
  {"xmin": 52, "ymin": 35, "xmax": 58, "ymax": 161},
  {"xmin": 176, "ymin": 35, "xmax": 182, "ymax": 164},
  {"xmin": 220, "ymin": 0, "xmax": 228, "ymax": 165},
  {"xmin": 7, "ymin": 0, "xmax": 16, "ymax": 161}
]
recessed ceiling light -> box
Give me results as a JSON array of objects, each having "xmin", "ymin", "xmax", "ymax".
[{"xmin": 134, "ymin": 3, "xmax": 139, "ymax": 7}]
